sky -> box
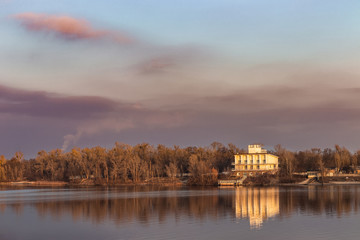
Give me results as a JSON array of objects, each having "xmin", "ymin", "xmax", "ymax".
[{"xmin": 1, "ymin": 0, "xmax": 360, "ymax": 158}]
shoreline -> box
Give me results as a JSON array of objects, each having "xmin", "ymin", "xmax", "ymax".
[
  {"xmin": 277, "ymin": 182, "xmax": 360, "ymax": 187},
  {"xmin": 0, "ymin": 180, "xmax": 184, "ymax": 187},
  {"xmin": 2, "ymin": 180, "xmax": 360, "ymax": 188}
]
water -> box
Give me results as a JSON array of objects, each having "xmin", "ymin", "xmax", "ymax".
[{"xmin": 0, "ymin": 185, "xmax": 359, "ymax": 240}]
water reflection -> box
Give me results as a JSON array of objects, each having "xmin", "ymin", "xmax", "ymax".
[
  {"xmin": 235, "ymin": 187, "xmax": 279, "ymax": 228},
  {"xmin": 279, "ymin": 186, "xmax": 360, "ymax": 218},
  {"xmin": 0, "ymin": 186, "xmax": 360, "ymax": 230}
]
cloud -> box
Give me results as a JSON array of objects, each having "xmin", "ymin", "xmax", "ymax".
[
  {"xmin": 3, "ymin": 80, "xmax": 360, "ymax": 156},
  {"xmin": 61, "ymin": 106, "xmax": 185, "ymax": 150},
  {"xmin": 13, "ymin": 12, "xmax": 132, "ymax": 43},
  {"xmin": 134, "ymin": 56, "xmax": 175, "ymax": 75},
  {"xmin": 129, "ymin": 48, "xmax": 205, "ymax": 75},
  {"xmin": 0, "ymin": 84, "xmax": 117, "ymax": 119},
  {"xmin": 61, "ymin": 118, "xmax": 135, "ymax": 151},
  {"xmin": 0, "ymin": 84, "xmax": 186, "ymax": 151},
  {"xmin": 62, "ymin": 110, "xmax": 185, "ymax": 150},
  {"xmin": 142, "ymin": 83, "xmax": 360, "ymax": 148}
]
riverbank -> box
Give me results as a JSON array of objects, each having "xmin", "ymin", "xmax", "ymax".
[
  {"xmin": 2, "ymin": 175, "xmax": 360, "ymax": 187},
  {"xmin": 0, "ymin": 181, "xmax": 68, "ymax": 186},
  {"xmin": 225, "ymin": 174, "xmax": 360, "ymax": 187},
  {"xmin": 0, "ymin": 178, "xmax": 184, "ymax": 187}
]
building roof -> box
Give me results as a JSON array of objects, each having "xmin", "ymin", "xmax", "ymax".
[{"xmin": 234, "ymin": 153, "xmax": 279, "ymax": 158}]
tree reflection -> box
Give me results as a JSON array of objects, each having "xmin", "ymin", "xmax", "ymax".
[
  {"xmin": 279, "ymin": 186, "xmax": 360, "ymax": 218},
  {"xmin": 0, "ymin": 186, "xmax": 360, "ymax": 229}
]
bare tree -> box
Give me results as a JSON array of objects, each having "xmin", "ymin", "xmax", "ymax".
[{"xmin": 0, "ymin": 155, "xmax": 6, "ymax": 181}]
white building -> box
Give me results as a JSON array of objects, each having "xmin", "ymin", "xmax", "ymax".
[{"xmin": 232, "ymin": 144, "xmax": 279, "ymax": 176}]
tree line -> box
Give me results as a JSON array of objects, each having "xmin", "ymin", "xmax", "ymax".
[
  {"xmin": 0, "ymin": 142, "xmax": 238, "ymax": 185},
  {"xmin": 0, "ymin": 143, "xmax": 359, "ymax": 184},
  {"xmin": 275, "ymin": 144, "xmax": 360, "ymax": 177}
]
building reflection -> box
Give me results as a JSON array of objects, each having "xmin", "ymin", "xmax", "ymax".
[
  {"xmin": 234, "ymin": 187, "xmax": 279, "ymax": 229},
  {"xmin": 1, "ymin": 185, "xmax": 360, "ymax": 228}
]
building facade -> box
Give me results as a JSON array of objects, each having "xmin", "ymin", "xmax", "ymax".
[{"xmin": 232, "ymin": 144, "xmax": 279, "ymax": 176}]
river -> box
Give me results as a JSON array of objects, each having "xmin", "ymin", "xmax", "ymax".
[{"xmin": 0, "ymin": 185, "xmax": 359, "ymax": 240}]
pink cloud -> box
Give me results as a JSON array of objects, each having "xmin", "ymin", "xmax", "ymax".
[{"xmin": 13, "ymin": 12, "xmax": 132, "ymax": 43}]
